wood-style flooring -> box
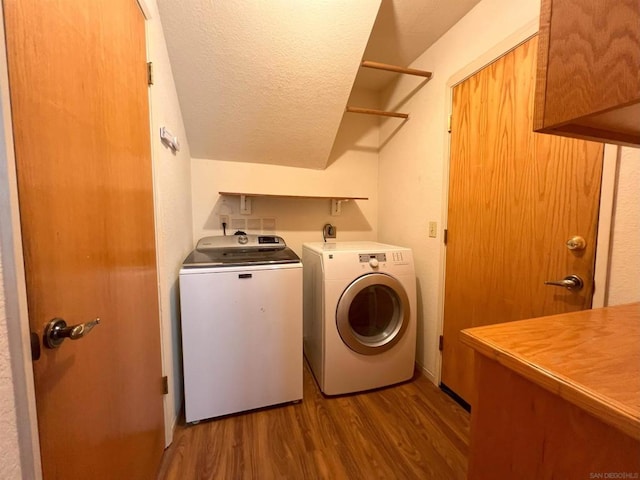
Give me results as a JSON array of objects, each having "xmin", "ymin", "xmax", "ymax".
[{"xmin": 158, "ymin": 363, "xmax": 470, "ymax": 479}]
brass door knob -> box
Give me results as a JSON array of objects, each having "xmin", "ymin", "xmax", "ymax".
[{"xmin": 566, "ymin": 236, "xmax": 586, "ymax": 251}]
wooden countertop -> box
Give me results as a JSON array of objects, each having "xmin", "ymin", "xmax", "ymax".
[{"xmin": 460, "ymin": 303, "xmax": 640, "ymax": 440}]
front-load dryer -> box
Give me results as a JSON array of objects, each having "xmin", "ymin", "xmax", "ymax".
[{"xmin": 302, "ymin": 242, "xmax": 417, "ymax": 395}]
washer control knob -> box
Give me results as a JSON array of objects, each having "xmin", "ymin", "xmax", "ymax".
[{"xmin": 369, "ymin": 258, "xmax": 379, "ymax": 268}]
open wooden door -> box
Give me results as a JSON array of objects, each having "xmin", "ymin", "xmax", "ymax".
[
  {"xmin": 4, "ymin": 0, "xmax": 165, "ymax": 477},
  {"xmin": 441, "ymin": 37, "xmax": 604, "ymax": 406}
]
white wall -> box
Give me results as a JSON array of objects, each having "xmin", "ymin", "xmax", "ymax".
[
  {"xmin": 145, "ymin": 0, "xmax": 194, "ymax": 445},
  {"xmin": 606, "ymin": 147, "xmax": 640, "ymax": 306},
  {"xmin": 190, "ymin": 89, "xmax": 380, "ymax": 256},
  {"xmin": 0, "ymin": 251, "xmax": 22, "ymax": 479},
  {"xmin": 377, "ymin": 0, "xmax": 541, "ymax": 381}
]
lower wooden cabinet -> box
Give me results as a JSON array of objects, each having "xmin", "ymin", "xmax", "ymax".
[{"xmin": 467, "ymin": 355, "xmax": 640, "ymax": 479}]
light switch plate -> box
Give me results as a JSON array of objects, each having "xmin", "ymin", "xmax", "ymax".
[{"xmin": 429, "ymin": 221, "xmax": 438, "ymax": 238}]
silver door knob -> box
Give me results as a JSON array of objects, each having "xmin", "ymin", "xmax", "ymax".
[
  {"xmin": 544, "ymin": 275, "xmax": 584, "ymax": 291},
  {"xmin": 43, "ymin": 317, "xmax": 101, "ymax": 349}
]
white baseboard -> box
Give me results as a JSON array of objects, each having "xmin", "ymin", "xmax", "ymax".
[{"xmin": 416, "ymin": 362, "xmax": 437, "ymax": 385}]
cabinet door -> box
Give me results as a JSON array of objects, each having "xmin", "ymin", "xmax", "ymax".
[{"xmin": 534, "ymin": 0, "xmax": 640, "ymax": 146}]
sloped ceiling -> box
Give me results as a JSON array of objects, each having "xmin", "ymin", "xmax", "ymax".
[
  {"xmin": 157, "ymin": 0, "xmax": 482, "ymax": 170},
  {"xmin": 157, "ymin": 0, "xmax": 382, "ymax": 169},
  {"xmin": 356, "ymin": 0, "xmax": 482, "ymax": 90}
]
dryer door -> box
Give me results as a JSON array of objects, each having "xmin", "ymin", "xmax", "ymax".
[{"xmin": 336, "ymin": 273, "xmax": 410, "ymax": 355}]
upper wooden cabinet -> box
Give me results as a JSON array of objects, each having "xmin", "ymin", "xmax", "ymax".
[{"xmin": 534, "ymin": 0, "xmax": 640, "ymax": 146}]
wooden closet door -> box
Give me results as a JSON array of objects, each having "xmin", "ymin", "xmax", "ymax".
[{"xmin": 441, "ymin": 36, "xmax": 604, "ymax": 406}]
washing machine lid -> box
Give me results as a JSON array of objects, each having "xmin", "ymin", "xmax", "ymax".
[{"xmin": 182, "ymin": 235, "xmax": 300, "ymax": 268}]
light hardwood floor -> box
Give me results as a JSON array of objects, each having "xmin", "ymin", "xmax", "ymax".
[{"xmin": 158, "ymin": 363, "xmax": 470, "ymax": 479}]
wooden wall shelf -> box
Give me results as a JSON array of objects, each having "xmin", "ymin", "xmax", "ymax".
[
  {"xmin": 345, "ymin": 60, "xmax": 433, "ymax": 119},
  {"xmin": 219, "ymin": 192, "xmax": 368, "ymax": 216},
  {"xmin": 219, "ymin": 192, "xmax": 368, "ymax": 201}
]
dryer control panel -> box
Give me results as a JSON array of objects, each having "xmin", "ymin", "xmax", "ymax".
[
  {"xmin": 359, "ymin": 253, "xmax": 387, "ymax": 263},
  {"xmin": 359, "ymin": 251, "xmax": 408, "ymax": 266}
]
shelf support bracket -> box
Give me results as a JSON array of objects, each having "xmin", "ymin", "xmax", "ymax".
[
  {"xmin": 239, "ymin": 195, "xmax": 252, "ymax": 215},
  {"xmin": 331, "ymin": 199, "xmax": 344, "ymax": 216}
]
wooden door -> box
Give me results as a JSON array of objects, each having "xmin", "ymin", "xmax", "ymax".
[
  {"xmin": 441, "ymin": 37, "xmax": 604, "ymax": 406},
  {"xmin": 4, "ymin": 0, "xmax": 165, "ymax": 478}
]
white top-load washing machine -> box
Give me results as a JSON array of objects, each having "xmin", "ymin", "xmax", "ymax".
[
  {"xmin": 302, "ymin": 242, "xmax": 417, "ymax": 395},
  {"xmin": 180, "ymin": 234, "xmax": 302, "ymax": 423}
]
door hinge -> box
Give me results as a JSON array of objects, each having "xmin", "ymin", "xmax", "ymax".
[
  {"xmin": 443, "ymin": 229, "xmax": 448, "ymax": 245},
  {"xmin": 439, "ymin": 335, "xmax": 444, "ymax": 351},
  {"xmin": 162, "ymin": 375, "xmax": 168, "ymax": 395},
  {"xmin": 447, "ymin": 114, "xmax": 452, "ymax": 133},
  {"xmin": 147, "ymin": 62, "xmax": 154, "ymax": 86}
]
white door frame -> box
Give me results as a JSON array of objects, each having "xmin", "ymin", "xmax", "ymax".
[
  {"xmin": 434, "ymin": 19, "xmax": 618, "ymax": 385},
  {"xmin": 0, "ymin": 4, "xmax": 42, "ymax": 476}
]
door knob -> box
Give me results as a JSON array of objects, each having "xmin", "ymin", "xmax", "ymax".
[
  {"xmin": 566, "ymin": 236, "xmax": 586, "ymax": 251},
  {"xmin": 43, "ymin": 317, "xmax": 101, "ymax": 349},
  {"xmin": 544, "ymin": 275, "xmax": 584, "ymax": 291}
]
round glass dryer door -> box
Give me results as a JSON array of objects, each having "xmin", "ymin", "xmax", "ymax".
[{"xmin": 336, "ymin": 273, "xmax": 410, "ymax": 355}]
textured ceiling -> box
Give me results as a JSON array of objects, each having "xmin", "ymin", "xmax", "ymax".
[
  {"xmin": 157, "ymin": 0, "xmax": 482, "ymax": 169},
  {"xmin": 157, "ymin": 0, "xmax": 381, "ymax": 169},
  {"xmin": 357, "ymin": 0, "xmax": 482, "ymax": 90}
]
